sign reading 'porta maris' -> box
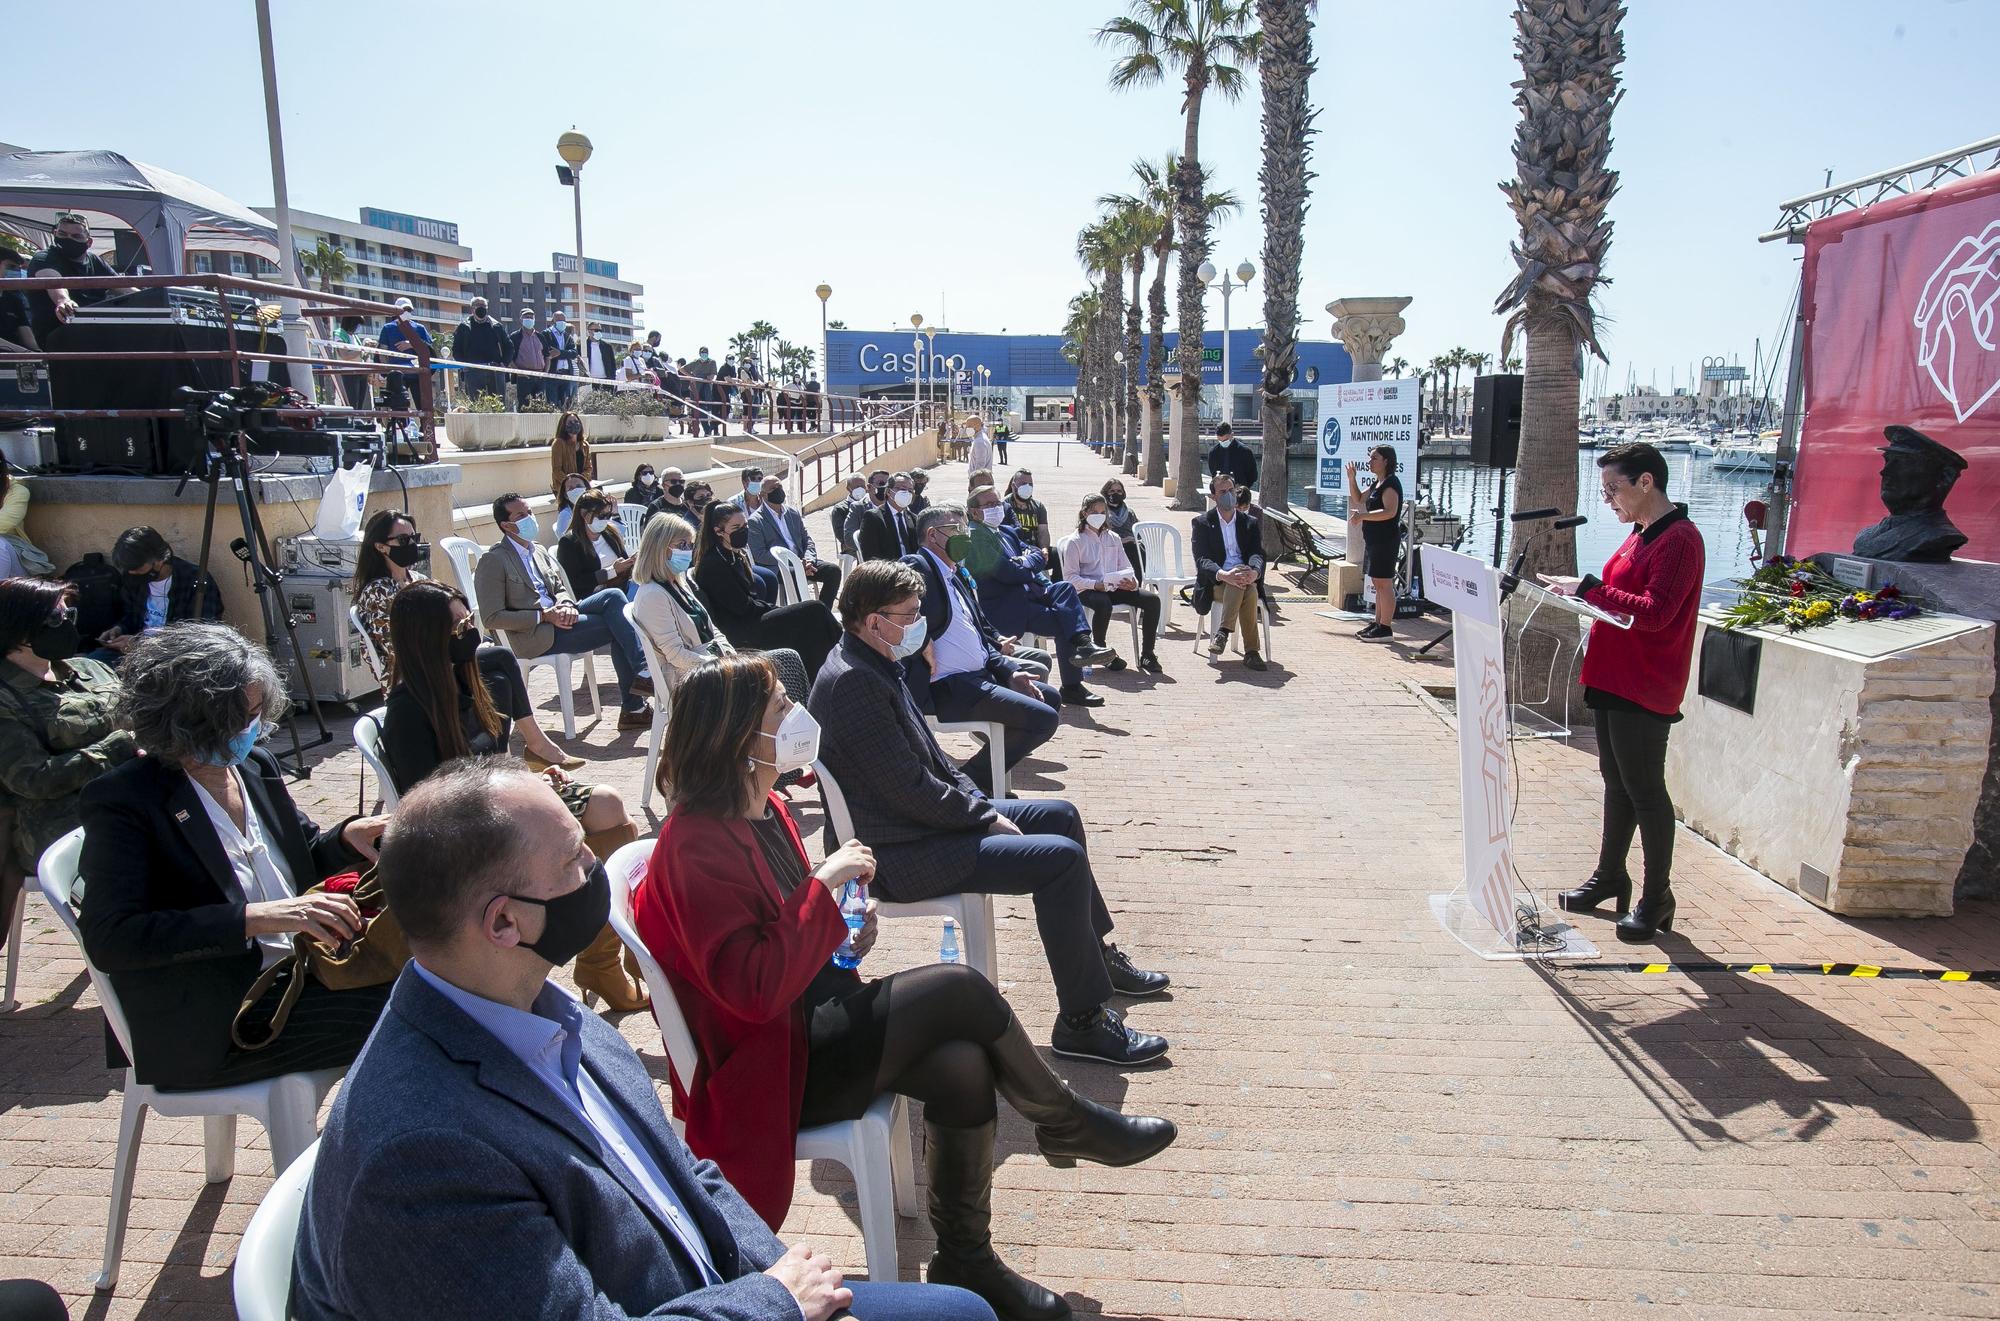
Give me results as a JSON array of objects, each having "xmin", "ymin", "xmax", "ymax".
[{"xmin": 1314, "ymin": 379, "xmax": 1420, "ymax": 496}]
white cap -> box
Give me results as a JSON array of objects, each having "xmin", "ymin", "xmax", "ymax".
[{"xmin": 393, "ymin": 297, "xmax": 414, "ymax": 311}]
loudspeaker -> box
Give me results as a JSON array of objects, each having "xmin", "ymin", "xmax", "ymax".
[
  {"xmin": 45, "ymin": 311, "xmax": 237, "ymax": 474},
  {"xmin": 1470, "ymin": 374, "xmax": 1523, "ymax": 468}
]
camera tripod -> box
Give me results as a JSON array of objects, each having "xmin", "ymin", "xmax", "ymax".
[{"xmin": 177, "ymin": 427, "xmax": 333, "ymax": 776}]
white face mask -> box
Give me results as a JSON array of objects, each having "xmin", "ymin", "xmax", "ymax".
[
  {"xmin": 1086, "ymin": 513, "xmax": 1108, "ymax": 530},
  {"xmin": 751, "ymin": 702, "xmax": 822, "ymax": 773},
  {"xmin": 878, "ymin": 613, "xmax": 928, "ymax": 660},
  {"xmin": 893, "ymin": 489, "xmax": 914, "ymax": 509},
  {"xmin": 978, "ymin": 506, "xmax": 1005, "ymax": 527},
  {"xmin": 587, "ymin": 518, "xmax": 611, "ymax": 535},
  {"xmin": 1015, "ymin": 484, "xmax": 1034, "ymax": 501},
  {"xmin": 848, "ymin": 487, "xmax": 868, "ymax": 503}
]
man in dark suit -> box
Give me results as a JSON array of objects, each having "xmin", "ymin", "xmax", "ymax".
[
  {"xmin": 453, "ymin": 297, "xmax": 509, "ymax": 400},
  {"xmin": 963, "ymin": 486, "xmax": 1116, "ymax": 706},
  {"xmin": 857, "ymin": 471, "xmax": 921, "ymax": 561},
  {"xmin": 899, "ymin": 503, "xmax": 1059, "ymax": 794},
  {"xmin": 746, "ymin": 474, "xmax": 841, "ymax": 606},
  {"xmin": 809, "ymin": 562, "xmax": 1170, "ymax": 1066},
  {"xmin": 1191, "ymin": 472, "xmax": 1268, "ymax": 670},
  {"xmin": 1206, "ymin": 422, "xmax": 1258, "ymax": 497},
  {"xmin": 292, "ymin": 761, "xmax": 994, "ymax": 1321}
]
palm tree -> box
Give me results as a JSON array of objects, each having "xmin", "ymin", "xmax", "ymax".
[
  {"xmin": 1502, "ymin": 354, "xmax": 1523, "ymax": 372},
  {"xmin": 1094, "ymin": 197, "xmax": 1156, "ymax": 476},
  {"xmin": 745, "ymin": 320, "xmax": 779, "ymax": 378},
  {"xmin": 1385, "ymin": 355, "xmax": 1410, "ymax": 379},
  {"xmin": 1494, "ymin": 0, "xmax": 1625, "ymax": 580},
  {"xmin": 1427, "ymin": 354, "xmax": 1452, "ymax": 433},
  {"xmin": 1254, "ymin": 0, "xmax": 1317, "ymax": 515},
  {"xmin": 828, "ymin": 320, "xmax": 847, "ymax": 331},
  {"xmin": 298, "ymin": 238, "xmax": 351, "ymax": 294},
  {"xmin": 1062, "ymin": 289, "xmax": 1102, "ymax": 445},
  {"xmin": 1099, "ymin": 0, "xmax": 1260, "ymax": 509}
]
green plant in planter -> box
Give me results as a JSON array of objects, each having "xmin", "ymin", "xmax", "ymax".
[
  {"xmin": 573, "ymin": 387, "xmax": 620, "ymax": 414},
  {"xmin": 521, "ymin": 395, "xmax": 559, "ymax": 414},
  {"xmin": 609, "ymin": 391, "xmax": 666, "ymax": 418},
  {"xmin": 465, "ymin": 392, "xmax": 508, "ymax": 413}
]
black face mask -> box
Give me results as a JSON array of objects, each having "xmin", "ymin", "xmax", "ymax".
[
  {"xmin": 767, "ymin": 488, "xmax": 786, "ymax": 506},
  {"xmin": 507, "ymin": 862, "xmax": 611, "ymax": 966},
  {"xmin": 387, "ymin": 540, "xmax": 427, "ymax": 569},
  {"xmin": 666, "ymin": 481, "xmax": 686, "ymax": 497},
  {"xmin": 728, "ymin": 527, "xmax": 750, "ymax": 550},
  {"xmin": 447, "ymin": 627, "xmax": 482, "ymax": 666},
  {"xmin": 52, "ymin": 235, "xmax": 89, "ymax": 261},
  {"xmin": 1106, "ymin": 494, "xmax": 1125, "ymax": 507},
  {"xmin": 30, "ymin": 611, "xmax": 81, "ymax": 662}
]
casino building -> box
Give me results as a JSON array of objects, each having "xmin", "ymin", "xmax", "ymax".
[{"xmin": 825, "ymin": 327, "xmax": 1352, "ymax": 430}]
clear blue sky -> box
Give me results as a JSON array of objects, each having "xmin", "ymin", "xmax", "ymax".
[{"xmin": 10, "ymin": 0, "xmax": 1995, "ymax": 390}]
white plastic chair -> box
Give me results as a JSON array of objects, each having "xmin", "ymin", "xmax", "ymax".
[
  {"xmin": 233, "ymin": 1136, "xmax": 320, "ymax": 1321},
  {"xmin": 352, "ymin": 707, "xmax": 400, "ymax": 811},
  {"xmin": 439, "ymin": 535, "xmax": 602, "ymax": 739},
  {"xmin": 623, "ymin": 602, "xmax": 674, "ymax": 812},
  {"xmin": 1134, "ymin": 521, "xmax": 1198, "ymax": 631},
  {"xmin": 36, "ymin": 830, "xmax": 343, "ymax": 1292},
  {"xmin": 3, "ymin": 882, "xmax": 25, "ymax": 1012},
  {"xmin": 1193, "ymin": 592, "xmax": 1275, "ymax": 661},
  {"xmin": 924, "ymin": 715, "xmax": 1009, "ymax": 800},
  {"xmin": 601, "ymin": 841, "xmax": 918, "ymax": 1282},
  {"xmin": 348, "ymin": 603, "xmax": 386, "ymax": 690},
  {"xmin": 616, "ymin": 502, "xmax": 649, "ymax": 546},
  {"xmin": 810, "ymin": 760, "xmax": 997, "ymax": 980},
  {"xmin": 768, "ymin": 546, "xmax": 811, "ymax": 606}
]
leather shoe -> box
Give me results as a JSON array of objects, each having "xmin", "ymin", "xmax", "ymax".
[
  {"xmin": 1243, "ymin": 652, "xmax": 1268, "ymax": 671},
  {"xmin": 1138, "ymin": 652, "xmax": 1163, "ymax": 674},
  {"xmin": 617, "ymin": 704, "xmax": 655, "ymax": 730},
  {"xmin": 1557, "ymin": 871, "xmax": 1631, "ymax": 916},
  {"xmin": 1068, "ymin": 639, "xmax": 1119, "ymax": 668},
  {"xmin": 628, "ymin": 676, "xmax": 655, "ymax": 697},
  {"xmin": 1104, "ymin": 653, "xmax": 1128, "ymax": 671},
  {"xmin": 1102, "ymin": 942, "xmax": 1170, "ymax": 997},
  {"xmin": 1058, "ymin": 684, "xmax": 1105, "ymax": 707},
  {"xmin": 1050, "ymin": 1006, "xmax": 1168, "ymax": 1065},
  {"xmin": 1616, "ymin": 890, "xmax": 1677, "ymax": 943}
]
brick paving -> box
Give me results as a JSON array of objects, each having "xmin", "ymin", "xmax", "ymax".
[{"xmin": 4, "ymin": 435, "xmax": 2000, "ymax": 1319}]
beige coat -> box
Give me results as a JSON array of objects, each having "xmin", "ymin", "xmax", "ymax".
[{"xmin": 471, "ymin": 537, "xmax": 575, "ymax": 659}]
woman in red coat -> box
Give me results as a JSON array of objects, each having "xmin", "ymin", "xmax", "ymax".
[
  {"xmin": 1540, "ymin": 442, "xmax": 1705, "ymax": 943},
  {"xmin": 632, "ymin": 651, "xmax": 1174, "ymax": 1321}
]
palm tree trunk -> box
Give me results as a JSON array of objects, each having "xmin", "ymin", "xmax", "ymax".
[
  {"xmin": 1171, "ymin": 89, "xmax": 1209, "ymax": 510},
  {"xmin": 1257, "ymin": 0, "xmax": 1316, "ymax": 517},
  {"xmin": 1510, "ymin": 315, "xmax": 1582, "ymax": 580},
  {"xmin": 1101, "ymin": 264, "xmax": 1126, "ymax": 465},
  {"xmin": 1124, "ymin": 254, "xmax": 1143, "ymax": 476},
  {"xmin": 1143, "ymin": 237, "xmax": 1171, "ymax": 486}
]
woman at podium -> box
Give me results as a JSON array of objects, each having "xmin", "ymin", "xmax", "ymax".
[{"xmin": 1539, "ymin": 442, "xmax": 1704, "ymax": 943}]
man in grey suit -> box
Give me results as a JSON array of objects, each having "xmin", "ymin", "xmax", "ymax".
[
  {"xmin": 291, "ymin": 760, "xmax": 996, "ymax": 1321},
  {"xmin": 473, "ymin": 492, "xmax": 654, "ymax": 729},
  {"xmin": 808, "ymin": 562, "xmax": 1171, "ymax": 1068},
  {"xmin": 746, "ymin": 474, "xmax": 841, "ymax": 607}
]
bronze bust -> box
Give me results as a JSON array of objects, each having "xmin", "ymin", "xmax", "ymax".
[{"xmin": 1852, "ymin": 425, "xmax": 1969, "ymax": 563}]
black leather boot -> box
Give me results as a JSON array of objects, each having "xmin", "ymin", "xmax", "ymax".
[
  {"xmin": 923, "ymin": 1120, "xmax": 1071, "ymax": 1321},
  {"xmin": 1615, "ymin": 883, "xmax": 1676, "ymax": 943},
  {"xmin": 1557, "ymin": 871, "xmax": 1632, "ymax": 916},
  {"xmin": 988, "ymin": 1018, "xmax": 1177, "ymax": 1169}
]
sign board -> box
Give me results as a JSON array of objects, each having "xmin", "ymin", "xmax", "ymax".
[
  {"xmin": 1419, "ymin": 546, "xmax": 1519, "ymax": 944},
  {"xmin": 359, "ymin": 207, "xmax": 459, "ymax": 245},
  {"xmin": 1702, "ymin": 365, "xmax": 1750, "ymax": 382},
  {"xmin": 552, "ymin": 253, "xmax": 621, "ymax": 279},
  {"xmin": 1314, "ymin": 379, "xmax": 1420, "ymax": 496}
]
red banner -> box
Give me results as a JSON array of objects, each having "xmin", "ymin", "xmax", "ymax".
[{"xmin": 1791, "ymin": 170, "xmax": 2000, "ymax": 560}]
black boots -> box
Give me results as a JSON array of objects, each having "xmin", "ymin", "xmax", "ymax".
[
  {"xmin": 988, "ymin": 1018, "xmax": 1177, "ymax": 1169},
  {"xmin": 924, "ymin": 1119, "xmax": 1070, "ymax": 1321},
  {"xmin": 1616, "ymin": 884, "xmax": 1677, "ymax": 943},
  {"xmin": 1557, "ymin": 871, "xmax": 1632, "ymax": 916}
]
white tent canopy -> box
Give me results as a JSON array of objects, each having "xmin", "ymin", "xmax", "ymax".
[{"xmin": 0, "ymin": 149, "xmax": 281, "ymax": 274}]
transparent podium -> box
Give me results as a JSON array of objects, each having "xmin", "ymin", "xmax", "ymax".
[{"xmin": 1502, "ymin": 578, "xmax": 1632, "ymax": 741}]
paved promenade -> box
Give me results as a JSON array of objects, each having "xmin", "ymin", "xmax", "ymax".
[{"xmin": 4, "ymin": 436, "xmax": 1999, "ymax": 1318}]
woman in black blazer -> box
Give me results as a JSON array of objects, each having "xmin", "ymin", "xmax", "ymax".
[
  {"xmin": 555, "ymin": 492, "xmax": 634, "ymax": 599},
  {"xmin": 692, "ymin": 501, "xmax": 840, "ymax": 680},
  {"xmin": 76, "ymin": 623, "xmax": 393, "ymax": 1090}
]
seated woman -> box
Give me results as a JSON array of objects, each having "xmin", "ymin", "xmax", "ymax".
[
  {"xmin": 552, "ymin": 472, "xmax": 590, "ymax": 540},
  {"xmin": 629, "ymin": 513, "xmax": 810, "ymax": 702},
  {"xmin": 0, "ymin": 578, "xmax": 138, "ymax": 947},
  {"xmin": 1060, "ymin": 493, "xmax": 1163, "ymax": 674},
  {"xmin": 1100, "ymin": 476, "xmax": 1143, "ymax": 575},
  {"xmin": 556, "ymin": 492, "xmax": 635, "ymax": 600},
  {"xmin": 691, "ymin": 502, "xmax": 841, "ymax": 681},
  {"xmin": 623, "ymin": 463, "xmax": 660, "ymax": 510},
  {"xmin": 633, "ymin": 654, "xmax": 1175, "ymax": 1321},
  {"xmin": 348, "ymin": 508, "xmax": 579, "ymax": 771},
  {"xmin": 379, "ymin": 580, "xmax": 647, "ymax": 1011},
  {"xmin": 76, "ymin": 623, "xmax": 393, "ymax": 1090}
]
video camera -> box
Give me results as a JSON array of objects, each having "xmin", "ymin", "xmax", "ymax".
[{"xmin": 177, "ymin": 383, "xmax": 381, "ymax": 468}]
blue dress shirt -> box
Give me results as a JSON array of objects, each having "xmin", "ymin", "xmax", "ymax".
[{"xmin": 410, "ymin": 961, "xmax": 723, "ymax": 1285}]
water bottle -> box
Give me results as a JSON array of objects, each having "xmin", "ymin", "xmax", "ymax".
[
  {"xmin": 832, "ymin": 881, "xmax": 868, "ymax": 970},
  {"xmin": 939, "ymin": 918, "xmax": 962, "ymax": 965}
]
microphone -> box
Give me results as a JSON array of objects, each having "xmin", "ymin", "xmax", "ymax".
[
  {"xmin": 1553, "ymin": 514, "xmax": 1588, "ymax": 531},
  {"xmin": 1501, "ymin": 513, "xmax": 1583, "ymax": 596},
  {"xmin": 1510, "ymin": 507, "xmax": 1560, "ymax": 523}
]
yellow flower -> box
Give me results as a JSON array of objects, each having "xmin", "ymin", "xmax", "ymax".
[{"xmin": 1803, "ymin": 599, "xmax": 1835, "ymax": 622}]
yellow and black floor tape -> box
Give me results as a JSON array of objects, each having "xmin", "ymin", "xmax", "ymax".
[{"xmin": 1588, "ymin": 962, "xmax": 1996, "ymax": 981}]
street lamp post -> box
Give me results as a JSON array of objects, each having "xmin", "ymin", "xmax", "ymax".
[
  {"xmin": 815, "ymin": 282, "xmax": 832, "ymax": 430},
  {"xmin": 1198, "ymin": 259, "xmax": 1256, "ymax": 433},
  {"xmin": 556, "ymin": 130, "xmax": 593, "ymax": 401},
  {"xmin": 910, "ymin": 313, "xmax": 924, "ymax": 422},
  {"xmin": 923, "ymin": 325, "xmax": 941, "ymax": 426},
  {"xmin": 1113, "ymin": 350, "xmax": 1127, "ymax": 465}
]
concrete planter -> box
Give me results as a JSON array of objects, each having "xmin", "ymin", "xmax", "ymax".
[{"xmin": 444, "ymin": 413, "xmax": 528, "ymax": 451}]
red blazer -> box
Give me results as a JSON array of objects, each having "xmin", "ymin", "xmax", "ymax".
[{"xmin": 631, "ymin": 794, "xmax": 850, "ymax": 1228}]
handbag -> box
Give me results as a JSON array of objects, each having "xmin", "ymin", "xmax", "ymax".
[{"xmin": 230, "ymin": 867, "xmax": 409, "ymax": 1050}]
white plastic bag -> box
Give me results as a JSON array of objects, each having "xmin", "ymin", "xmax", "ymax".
[{"xmin": 313, "ymin": 463, "xmax": 371, "ymax": 541}]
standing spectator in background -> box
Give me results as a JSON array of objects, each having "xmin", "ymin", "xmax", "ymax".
[
  {"xmin": 545, "ymin": 310, "xmax": 581, "ymax": 407},
  {"xmin": 685, "ymin": 347, "xmax": 719, "ymax": 436},
  {"xmin": 804, "ymin": 375, "xmax": 823, "ymax": 432},
  {"xmin": 95, "ymin": 526, "xmax": 223, "ymax": 662},
  {"xmin": 1101, "ymin": 477, "xmax": 1143, "ymax": 574},
  {"xmin": 507, "ymin": 309, "xmax": 552, "ymax": 408},
  {"xmin": 965, "ymin": 415, "xmax": 995, "ymax": 474},
  {"xmin": 329, "ymin": 316, "xmax": 372, "ymax": 409},
  {"xmin": 377, "ymin": 298, "xmax": 433, "ymax": 423},
  {"xmin": 453, "ymin": 297, "xmax": 508, "ymax": 401},
  {"xmin": 584, "ymin": 323, "xmax": 619, "ymax": 384},
  {"xmin": 548, "ymin": 411, "xmax": 595, "ymax": 496},
  {"xmin": 993, "ymin": 421, "xmax": 1011, "ymax": 465},
  {"xmin": 1206, "ymin": 423, "xmax": 1257, "ymax": 501},
  {"xmin": 716, "ymin": 355, "xmax": 740, "ymax": 430},
  {"xmin": 1002, "ymin": 471, "xmax": 1050, "ymax": 551}
]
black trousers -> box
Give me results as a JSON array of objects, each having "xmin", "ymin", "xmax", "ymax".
[
  {"xmin": 185, "ymin": 975, "xmax": 392, "ymax": 1091},
  {"xmin": 1080, "ymin": 587, "xmax": 1161, "ymax": 654},
  {"xmin": 1595, "ymin": 704, "xmax": 1676, "ymax": 893},
  {"xmin": 476, "ymin": 645, "xmax": 533, "ymax": 721}
]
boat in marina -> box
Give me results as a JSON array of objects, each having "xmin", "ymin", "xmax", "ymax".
[{"xmin": 1710, "ymin": 433, "xmax": 1780, "ymax": 473}]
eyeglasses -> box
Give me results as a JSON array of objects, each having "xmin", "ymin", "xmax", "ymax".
[
  {"xmin": 385, "ymin": 533, "xmax": 419, "ymax": 546},
  {"xmin": 879, "ymin": 606, "xmax": 922, "ymax": 623},
  {"xmin": 450, "ymin": 617, "xmax": 476, "ymax": 637}
]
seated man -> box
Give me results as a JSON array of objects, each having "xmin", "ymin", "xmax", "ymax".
[
  {"xmin": 642, "ymin": 466, "xmax": 692, "ymax": 526},
  {"xmin": 1191, "ymin": 472, "xmax": 1267, "ymax": 671},
  {"xmin": 828, "ymin": 473, "xmax": 870, "ymax": 552},
  {"xmin": 291, "ymin": 760, "xmax": 995, "ymax": 1321},
  {"xmin": 810, "ymin": 562, "xmax": 1171, "ymax": 1066},
  {"xmin": 964, "ymin": 485, "xmax": 1116, "ymax": 706},
  {"xmin": 95, "ymin": 525, "xmax": 224, "ymax": 662},
  {"xmin": 900, "ymin": 504, "xmax": 1060, "ymax": 794},
  {"xmin": 472, "ymin": 493, "xmax": 654, "ymax": 728},
  {"xmin": 747, "ymin": 473, "xmax": 841, "ymax": 608},
  {"xmin": 856, "ymin": 471, "xmax": 920, "ymax": 561}
]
